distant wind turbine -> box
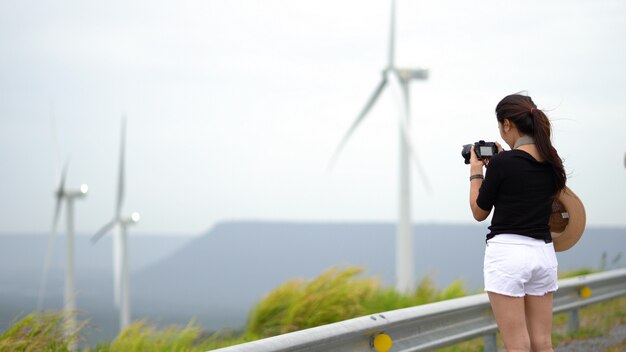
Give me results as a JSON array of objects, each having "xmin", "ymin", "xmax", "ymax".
[
  {"xmin": 329, "ymin": 0, "xmax": 430, "ymax": 293},
  {"xmin": 38, "ymin": 105, "xmax": 88, "ymax": 351},
  {"xmin": 38, "ymin": 161, "xmax": 88, "ymax": 351},
  {"xmin": 92, "ymin": 116, "xmax": 139, "ymax": 331}
]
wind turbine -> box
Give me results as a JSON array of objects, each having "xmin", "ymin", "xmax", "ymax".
[
  {"xmin": 38, "ymin": 105, "xmax": 88, "ymax": 351},
  {"xmin": 39, "ymin": 163, "xmax": 88, "ymax": 350},
  {"xmin": 92, "ymin": 116, "xmax": 139, "ymax": 331},
  {"xmin": 329, "ymin": 0, "xmax": 430, "ymax": 293}
]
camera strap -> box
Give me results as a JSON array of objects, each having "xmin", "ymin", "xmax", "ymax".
[{"xmin": 514, "ymin": 135, "xmax": 535, "ymax": 149}]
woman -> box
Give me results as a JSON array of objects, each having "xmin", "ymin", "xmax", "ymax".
[{"xmin": 469, "ymin": 93, "xmax": 566, "ymax": 352}]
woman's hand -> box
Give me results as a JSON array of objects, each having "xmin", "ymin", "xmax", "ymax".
[
  {"xmin": 495, "ymin": 141, "xmax": 505, "ymax": 153},
  {"xmin": 469, "ymin": 145, "xmax": 490, "ymax": 221},
  {"xmin": 469, "ymin": 145, "xmax": 486, "ymax": 174}
]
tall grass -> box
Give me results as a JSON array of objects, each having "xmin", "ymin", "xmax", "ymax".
[
  {"xmin": 246, "ymin": 266, "xmax": 467, "ymax": 339},
  {"xmin": 0, "ymin": 311, "xmax": 84, "ymax": 352},
  {"xmin": 247, "ymin": 267, "xmax": 377, "ymax": 337},
  {"xmin": 85, "ymin": 321, "xmax": 206, "ymax": 352}
]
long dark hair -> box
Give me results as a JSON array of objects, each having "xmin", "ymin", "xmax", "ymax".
[{"xmin": 495, "ymin": 94, "xmax": 566, "ymax": 195}]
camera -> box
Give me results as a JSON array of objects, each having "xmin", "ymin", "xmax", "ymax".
[{"xmin": 462, "ymin": 140, "xmax": 499, "ymax": 164}]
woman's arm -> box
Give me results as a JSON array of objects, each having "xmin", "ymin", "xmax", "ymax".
[{"xmin": 469, "ymin": 146, "xmax": 490, "ymax": 221}]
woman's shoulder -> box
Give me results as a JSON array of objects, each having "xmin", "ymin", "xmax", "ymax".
[
  {"xmin": 490, "ymin": 150, "xmax": 549, "ymax": 171},
  {"xmin": 489, "ymin": 150, "xmax": 515, "ymax": 163},
  {"xmin": 494, "ymin": 149, "xmax": 538, "ymax": 161},
  {"xmin": 487, "ymin": 150, "xmax": 527, "ymax": 168}
]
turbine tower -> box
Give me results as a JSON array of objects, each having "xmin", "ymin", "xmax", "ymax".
[
  {"xmin": 329, "ymin": 0, "xmax": 430, "ymax": 293},
  {"xmin": 92, "ymin": 116, "xmax": 139, "ymax": 331}
]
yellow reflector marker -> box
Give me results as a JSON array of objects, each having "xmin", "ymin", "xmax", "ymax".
[
  {"xmin": 579, "ymin": 286, "xmax": 592, "ymax": 299},
  {"xmin": 373, "ymin": 333, "xmax": 392, "ymax": 352}
]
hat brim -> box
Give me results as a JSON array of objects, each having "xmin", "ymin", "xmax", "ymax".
[{"xmin": 550, "ymin": 187, "xmax": 586, "ymax": 252}]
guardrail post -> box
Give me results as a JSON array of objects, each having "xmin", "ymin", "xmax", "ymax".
[
  {"xmin": 484, "ymin": 332, "xmax": 497, "ymax": 352},
  {"xmin": 568, "ymin": 308, "xmax": 580, "ymax": 332}
]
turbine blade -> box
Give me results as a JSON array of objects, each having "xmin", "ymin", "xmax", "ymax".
[
  {"xmin": 398, "ymin": 117, "xmax": 433, "ymax": 194},
  {"xmin": 388, "ymin": 0, "xmax": 396, "ymax": 68},
  {"xmin": 52, "ymin": 196, "xmax": 62, "ymax": 233},
  {"xmin": 37, "ymin": 228, "xmax": 58, "ymax": 310},
  {"xmin": 91, "ymin": 219, "xmax": 117, "ymax": 244},
  {"xmin": 328, "ymin": 77, "xmax": 388, "ymax": 170},
  {"xmin": 49, "ymin": 100, "xmax": 62, "ymax": 177},
  {"xmin": 113, "ymin": 227, "xmax": 121, "ymax": 308},
  {"xmin": 116, "ymin": 116, "xmax": 126, "ymax": 218},
  {"xmin": 52, "ymin": 161, "xmax": 68, "ymax": 233},
  {"xmin": 121, "ymin": 231, "xmax": 130, "ymax": 328},
  {"xmin": 406, "ymin": 137, "xmax": 433, "ymax": 193}
]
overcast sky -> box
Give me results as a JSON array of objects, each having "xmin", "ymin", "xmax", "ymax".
[{"xmin": 1, "ymin": 0, "xmax": 625, "ymax": 235}]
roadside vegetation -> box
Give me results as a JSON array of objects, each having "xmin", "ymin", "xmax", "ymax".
[{"xmin": 1, "ymin": 266, "xmax": 624, "ymax": 351}]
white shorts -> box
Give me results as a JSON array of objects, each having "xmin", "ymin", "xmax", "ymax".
[{"xmin": 484, "ymin": 234, "xmax": 558, "ymax": 297}]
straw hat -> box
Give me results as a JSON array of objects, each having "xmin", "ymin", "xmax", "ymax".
[{"xmin": 549, "ymin": 187, "xmax": 586, "ymax": 252}]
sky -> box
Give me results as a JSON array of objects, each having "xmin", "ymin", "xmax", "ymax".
[{"xmin": 1, "ymin": 0, "xmax": 625, "ymax": 236}]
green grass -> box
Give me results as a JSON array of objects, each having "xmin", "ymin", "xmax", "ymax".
[
  {"xmin": 246, "ymin": 266, "xmax": 468, "ymax": 340},
  {"xmin": 558, "ymin": 267, "xmax": 597, "ymax": 279},
  {"xmin": 552, "ymin": 295, "xmax": 626, "ymax": 348},
  {"xmin": 605, "ymin": 341, "xmax": 626, "ymax": 352},
  {"xmin": 0, "ymin": 311, "xmax": 85, "ymax": 352},
  {"xmin": 2, "ymin": 266, "xmax": 624, "ymax": 351},
  {"xmin": 85, "ymin": 321, "xmax": 205, "ymax": 352}
]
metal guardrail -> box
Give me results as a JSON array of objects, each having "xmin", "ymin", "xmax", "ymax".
[{"xmin": 210, "ymin": 267, "xmax": 626, "ymax": 352}]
